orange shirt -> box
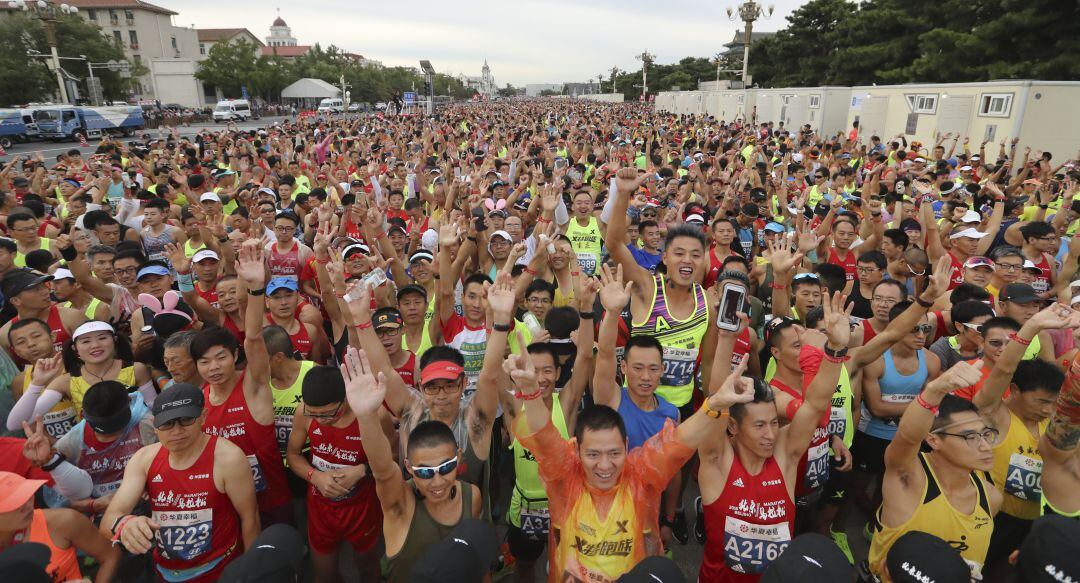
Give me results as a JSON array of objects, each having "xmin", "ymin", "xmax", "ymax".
[{"xmin": 517, "ymin": 419, "xmax": 693, "ymax": 582}]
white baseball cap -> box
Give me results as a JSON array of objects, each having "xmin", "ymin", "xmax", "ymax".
[
  {"xmin": 192, "ymin": 249, "xmax": 220, "ymax": 263},
  {"xmin": 199, "ymin": 192, "xmax": 221, "ymax": 203},
  {"xmin": 949, "ymin": 227, "xmax": 989, "ymax": 240},
  {"xmin": 960, "ymin": 210, "xmax": 982, "ymax": 224},
  {"xmin": 52, "ymin": 268, "xmax": 74, "ymax": 280}
]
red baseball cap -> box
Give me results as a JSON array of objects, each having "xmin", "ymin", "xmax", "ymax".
[
  {"xmin": 420, "ymin": 361, "xmax": 464, "ymax": 386},
  {"xmin": 0, "ymin": 472, "xmax": 45, "ymax": 513}
]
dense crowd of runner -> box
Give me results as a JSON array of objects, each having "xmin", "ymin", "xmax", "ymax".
[{"xmin": 0, "ymin": 100, "xmax": 1076, "ymax": 582}]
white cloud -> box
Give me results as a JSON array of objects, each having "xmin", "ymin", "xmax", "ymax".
[{"xmin": 173, "ymin": 0, "xmax": 804, "ymax": 85}]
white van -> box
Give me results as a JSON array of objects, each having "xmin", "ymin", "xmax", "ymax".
[
  {"xmin": 212, "ymin": 99, "xmax": 252, "ymax": 122},
  {"xmin": 317, "ymin": 98, "xmax": 344, "ymax": 114}
]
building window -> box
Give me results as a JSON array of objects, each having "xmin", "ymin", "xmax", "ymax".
[
  {"xmin": 112, "ymin": 30, "xmax": 123, "ymax": 46},
  {"xmin": 171, "ymin": 36, "xmax": 178, "ymax": 51},
  {"xmin": 87, "ymin": 9, "xmax": 96, "ymax": 20},
  {"xmin": 906, "ymin": 94, "xmax": 938, "ymax": 114},
  {"xmin": 979, "ymin": 93, "xmax": 1013, "ymax": 117},
  {"xmin": 199, "ymin": 43, "xmax": 206, "ymax": 55},
  {"xmin": 128, "ymin": 30, "xmax": 138, "ymax": 47},
  {"xmin": 124, "ymin": 9, "xmax": 134, "ymax": 22},
  {"xmin": 809, "ymin": 95, "xmax": 821, "ymax": 109},
  {"xmin": 108, "ymin": 9, "xmax": 118, "ymax": 23}
]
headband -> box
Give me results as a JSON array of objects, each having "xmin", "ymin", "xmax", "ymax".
[{"xmin": 72, "ymin": 320, "xmax": 115, "ymax": 340}]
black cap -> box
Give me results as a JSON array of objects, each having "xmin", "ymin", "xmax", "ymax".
[
  {"xmin": 0, "ymin": 542, "xmax": 51, "ymax": 583},
  {"xmin": 740, "ymin": 202, "xmax": 760, "ymax": 217},
  {"xmin": 899, "ymin": 218, "xmax": 922, "ymax": 232},
  {"xmin": 886, "ymin": 531, "xmax": 969, "ymax": 583},
  {"xmin": 409, "ymin": 519, "xmax": 498, "ymax": 583},
  {"xmin": 397, "ymin": 284, "xmax": 428, "ymax": 301},
  {"xmin": 813, "ymin": 201, "xmax": 830, "ymax": 216},
  {"xmin": 218, "ymin": 524, "xmax": 305, "ymax": 583},
  {"xmin": 0, "ymin": 268, "xmax": 53, "ymax": 299},
  {"xmin": 761, "ymin": 533, "xmax": 852, "ymax": 582},
  {"xmin": 1000, "ymin": 283, "xmax": 1041, "ymax": 304},
  {"xmin": 616, "ymin": 556, "xmax": 685, "ymax": 582},
  {"xmin": 151, "ymin": 383, "xmax": 204, "ymax": 428},
  {"xmin": 372, "ymin": 307, "xmax": 403, "ymax": 331},
  {"xmin": 1017, "ymin": 514, "xmax": 1080, "ymax": 583}
]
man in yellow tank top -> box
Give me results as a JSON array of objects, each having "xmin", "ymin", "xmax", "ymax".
[
  {"xmin": 975, "ymin": 305, "xmax": 1071, "ymax": 574},
  {"xmin": 564, "ymin": 191, "xmax": 604, "ymax": 277},
  {"xmin": 1040, "ymin": 350, "xmax": 1080, "ymax": 520},
  {"xmin": 868, "ymin": 361, "xmax": 1002, "ymax": 581}
]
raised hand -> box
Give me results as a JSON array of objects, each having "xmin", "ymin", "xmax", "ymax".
[
  {"xmin": 598, "ymin": 263, "xmax": 634, "ymax": 312},
  {"xmin": 928, "ymin": 360, "xmax": 985, "ymax": 395},
  {"xmin": 235, "ymin": 240, "xmax": 266, "ymax": 288},
  {"xmin": 164, "ymin": 242, "xmax": 190, "ymax": 274},
  {"xmin": 923, "ymin": 255, "xmax": 953, "ymax": 299},
  {"xmin": 615, "ymin": 167, "xmax": 645, "ymax": 198},
  {"xmin": 1027, "ymin": 303, "xmax": 1078, "ymax": 332},
  {"xmin": 502, "ymin": 333, "xmax": 539, "ymax": 395},
  {"xmin": 487, "ymin": 270, "xmax": 517, "ymax": 320},
  {"xmin": 705, "ymin": 358, "xmax": 755, "ymax": 411},
  {"xmin": 30, "ymin": 353, "xmax": 63, "ymax": 387},
  {"xmin": 769, "ymin": 236, "xmax": 805, "ymax": 275},
  {"xmin": 340, "ymin": 346, "xmax": 387, "ymax": 417},
  {"xmin": 795, "ymin": 223, "xmax": 823, "ymax": 253},
  {"xmin": 21, "ymin": 418, "xmax": 52, "ymax": 466},
  {"xmin": 821, "ymin": 290, "xmax": 853, "ymax": 348},
  {"xmin": 578, "ymin": 275, "xmax": 600, "ymax": 313},
  {"xmin": 438, "ymin": 223, "xmax": 460, "ymax": 249}
]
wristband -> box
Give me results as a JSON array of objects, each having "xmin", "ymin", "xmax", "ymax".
[
  {"xmin": 770, "ymin": 282, "xmax": 787, "ymax": 290},
  {"xmin": 1010, "ymin": 332, "xmax": 1032, "ymax": 346},
  {"xmin": 41, "ymin": 452, "xmax": 65, "ymax": 472},
  {"xmin": 915, "ymin": 296, "xmax": 934, "ymax": 308},
  {"xmin": 514, "ymin": 390, "xmax": 543, "ymax": 400},
  {"xmin": 492, "ymin": 321, "xmax": 513, "ymax": 333},
  {"xmin": 306, "ymin": 467, "xmax": 316, "ymax": 483},
  {"xmin": 247, "ymin": 287, "xmax": 265, "ymax": 296},
  {"xmin": 315, "ymin": 257, "xmax": 331, "ymax": 265},
  {"xmin": 355, "ymin": 320, "xmax": 373, "ymax": 331},
  {"xmin": 536, "ymin": 217, "xmax": 551, "ymax": 224},
  {"xmin": 823, "ymin": 344, "xmax": 848, "ymax": 359},
  {"xmin": 467, "ymin": 236, "xmax": 478, "ymax": 242},
  {"xmin": 702, "ymin": 399, "xmax": 729, "ymax": 420},
  {"xmin": 176, "ymin": 271, "xmax": 195, "ymax": 293},
  {"xmin": 374, "ymin": 231, "xmax": 387, "ymax": 240},
  {"xmin": 1039, "ymin": 204, "xmax": 1049, "ymax": 209},
  {"xmin": 111, "ymin": 515, "xmax": 134, "ymax": 546},
  {"xmin": 59, "ymin": 245, "xmax": 77, "ymax": 262},
  {"xmin": 524, "ymin": 267, "xmax": 537, "ymax": 276},
  {"xmin": 219, "ymin": 237, "xmax": 229, "ymax": 243},
  {"xmin": 915, "ymin": 392, "xmax": 940, "ymax": 416},
  {"xmin": 579, "ymin": 312, "xmax": 595, "ymax": 320}
]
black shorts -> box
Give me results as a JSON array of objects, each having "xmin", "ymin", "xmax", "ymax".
[
  {"xmin": 986, "ymin": 512, "xmax": 1033, "ymax": 566},
  {"xmin": 507, "ymin": 523, "xmax": 547, "ymax": 562},
  {"xmin": 821, "ymin": 463, "xmax": 851, "ymax": 507},
  {"xmin": 852, "ymin": 431, "xmax": 890, "ymax": 475}
]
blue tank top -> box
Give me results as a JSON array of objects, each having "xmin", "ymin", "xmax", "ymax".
[
  {"xmin": 860, "ymin": 349, "xmax": 928, "ymax": 440},
  {"xmin": 616, "ymin": 387, "xmax": 679, "ymax": 450}
]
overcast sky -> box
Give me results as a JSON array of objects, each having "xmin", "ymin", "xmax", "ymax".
[{"xmin": 172, "ymin": 0, "xmax": 806, "ymax": 85}]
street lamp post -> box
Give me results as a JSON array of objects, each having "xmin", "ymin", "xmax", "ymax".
[
  {"xmin": 726, "ymin": 0, "xmax": 773, "ymax": 86},
  {"xmin": 9, "ymin": 0, "xmax": 79, "ymax": 104},
  {"xmin": 635, "ymin": 51, "xmax": 654, "ymax": 97}
]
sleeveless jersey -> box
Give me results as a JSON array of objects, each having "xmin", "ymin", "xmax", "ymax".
[
  {"xmin": 24, "ymin": 510, "xmax": 81, "ymax": 582},
  {"xmin": 731, "ymin": 328, "xmax": 752, "ymax": 370},
  {"xmin": 75, "ymin": 394, "xmax": 149, "ymax": 500},
  {"xmin": 12, "ymin": 305, "xmax": 71, "ymax": 354},
  {"xmin": 69, "ymin": 363, "xmax": 135, "ymax": 417},
  {"xmin": 869, "ymin": 453, "xmax": 993, "ymax": 579},
  {"xmin": 202, "ymin": 372, "xmax": 291, "ymax": 512},
  {"xmin": 267, "ymin": 242, "xmax": 301, "ymax": 281},
  {"xmin": 384, "ymin": 482, "xmax": 473, "ymax": 583},
  {"xmin": 308, "ymin": 416, "xmax": 377, "ymax": 505},
  {"xmin": 265, "ymin": 316, "xmax": 313, "ymax": 361},
  {"xmin": 509, "ymin": 395, "xmax": 569, "ymax": 533},
  {"xmin": 564, "ymin": 216, "xmax": 603, "ymax": 276},
  {"xmin": 395, "ymin": 351, "xmax": 417, "ymax": 388},
  {"xmin": 827, "ymin": 247, "xmax": 857, "ymax": 281},
  {"xmin": 617, "ymin": 388, "xmax": 680, "ymax": 451},
  {"xmin": 947, "ymin": 252, "xmax": 965, "ymax": 290},
  {"xmin": 859, "ymin": 350, "xmax": 928, "ymax": 440},
  {"xmin": 1029, "ymin": 253, "xmax": 1053, "ymax": 294},
  {"xmin": 141, "ymin": 226, "xmax": 174, "ymax": 265},
  {"xmin": 148, "ymin": 436, "xmax": 240, "ymax": 581},
  {"xmin": 23, "ymin": 365, "xmax": 77, "ymax": 439},
  {"xmin": 631, "ymin": 273, "xmax": 710, "ymax": 407},
  {"xmin": 1042, "ymin": 492, "xmax": 1080, "ymax": 519},
  {"xmin": 553, "ymin": 481, "xmax": 646, "ymax": 582},
  {"xmin": 989, "ymin": 411, "xmax": 1046, "ymax": 520},
  {"xmin": 183, "ymin": 238, "xmax": 206, "ymax": 259},
  {"xmin": 62, "ymin": 296, "xmax": 102, "ymax": 320},
  {"xmin": 699, "ymin": 455, "xmax": 795, "ymax": 581},
  {"xmin": 771, "ymin": 378, "xmax": 830, "ymax": 495},
  {"xmin": 222, "ymin": 314, "xmax": 245, "ymax": 346},
  {"xmin": 13, "ymin": 238, "xmax": 52, "ymax": 268},
  {"xmin": 270, "ymin": 360, "xmax": 314, "ymax": 456},
  {"xmin": 195, "ymin": 283, "xmax": 219, "ymax": 309},
  {"xmin": 830, "ymin": 365, "xmax": 856, "ymax": 449}
]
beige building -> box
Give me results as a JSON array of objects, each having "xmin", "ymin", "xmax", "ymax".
[{"xmin": 197, "ymin": 27, "xmax": 263, "ymax": 57}]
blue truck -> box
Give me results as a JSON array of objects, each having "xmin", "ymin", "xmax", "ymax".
[
  {"xmin": 0, "ymin": 109, "xmax": 27, "ymax": 149},
  {"xmin": 33, "ymin": 105, "xmax": 144, "ymax": 141}
]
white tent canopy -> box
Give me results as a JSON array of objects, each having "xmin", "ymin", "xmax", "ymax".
[{"xmin": 281, "ymin": 78, "xmax": 341, "ymax": 100}]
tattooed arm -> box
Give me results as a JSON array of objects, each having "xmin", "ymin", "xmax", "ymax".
[{"xmin": 1041, "ymin": 367, "xmax": 1080, "ymax": 462}]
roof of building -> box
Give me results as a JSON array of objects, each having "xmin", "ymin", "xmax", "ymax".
[
  {"xmin": 261, "ymin": 45, "xmax": 311, "ymax": 57},
  {"xmin": 196, "ymin": 28, "xmax": 263, "ymax": 44},
  {"xmin": 61, "ymin": 0, "xmax": 178, "ymax": 16},
  {"xmin": 272, "ymin": 16, "xmax": 287, "ymax": 27},
  {"xmin": 281, "ymin": 78, "xmax": 341, "ymax": 99},
  {"xmin": 725, "ymin": 30, "xmax": 775, "ymax": 47}
]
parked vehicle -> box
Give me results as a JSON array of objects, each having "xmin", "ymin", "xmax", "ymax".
[
  {"xmin": 212, "ymin": 99, "xmax": 253, "ymax": 122},
  {"xmin": 33, "ymin": 105, "xmax": 144, "ymax": 141},
  {"xmin": 375, "ymin": 102, "xmax": 388, "ymax": 111},
  {"xmin": 0, "ymin": 109, "xmax": 27, "ymax": 149},
  {"xmin": 317, "ymin": 98, "xmax": 344, "ymax": 114},
  {"xmin": 347, "ymin": 102, "xmax": 362, "ymax": 112}
]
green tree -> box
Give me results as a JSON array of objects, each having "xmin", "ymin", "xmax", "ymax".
[{"xmin": 195, "ymin": 38, "xmax": 260, "ymax": 98}]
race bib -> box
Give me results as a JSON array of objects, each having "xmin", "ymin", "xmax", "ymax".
[
  {"xmin": 575, "ymin": 252, "xmax": 598, "ymax": 276},
  {"xmin": 805, "ymin": 438, "xmax": 830, "ymax": 491},
  {"xmin": 41, "ymin": 407, "xmax": 76, "ymax": 439},
  {"xmin": 1004, "ymin": 453, "xmax": 1042, "ymax": 501},
  {"xmin": 661, "ymin": 346, "xmax": 697, "ymax": 387},
  {"xmin": 519, "ymin": 504, "xmax": 550, "ymax": 539},
  {"xmin": 828, "ymin": 406, "xmax": 847, "ymax": 438},
  {"xmin": 91, "ymin": 480, "xmax": 122, "ymax": 499},
  {"xmin": 723, "ymin": 516, "xmax": 791, "ymax": 574},
  {"xmin": 246, "ymin": 455, "xmax": 267, "ymax": 493},
  {"xmin": 273, "ymin": 414, "xmax": 292, "ymax": 453},
  {"xmin": 154, "ymin": 509, "xmax": 213, "ymax": 562}
]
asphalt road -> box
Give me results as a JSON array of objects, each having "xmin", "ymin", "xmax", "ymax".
[{"xmin": 0, "ymin": 115, "xmax": 294, "ymax": 160}]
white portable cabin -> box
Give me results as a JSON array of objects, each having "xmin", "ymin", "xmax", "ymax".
[
  {"xmin": 750, "ymin": 87, "xmax": 851, "ymax": 136},
  {"xmin": 845, "ymin": 80, "xmax": 1080, "ymax": 156}
]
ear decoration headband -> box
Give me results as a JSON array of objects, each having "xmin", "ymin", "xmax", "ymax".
[
  {"xmin": 138, "ymin": 291, "xmax": 194, "ymax": 323},
  {"xmin": 483, "ymin": 198, "xmax": 507, "ymax": 212}
]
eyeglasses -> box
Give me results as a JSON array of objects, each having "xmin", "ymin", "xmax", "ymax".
[
  {"xmin": 421, "ymin": 383, "xmax": 460, "ymax": 396},
  {"xmin": 114, "ymin": 266, "xmax": 139, "ymax": 276},
  {"xmin": 9, "ymin": 226, "xmax": 36, "ymax": 233},
  {"xmin": 375, "ymin": 327, "xmax": 401, "ymax": 338},
  {"xmin": 410, "ymin": 456, "xmax": 459, "ymax": 479},
  {"xmin": 911, "ymin": 323, "xmax": 933, "ymax": 335},
  {"xmin": 303, "ymin": 401, "xmax": 342, "ymax": 421},
  {"xmin": 527, "ymin": 297, "xmax": 552, "ymax": 305},
  {"xmin": 996, "ymin": 263, "xmax": 1023, "ymax": 272},
  {"xmin": 985, "ymin": 339, "xmax": 1008, "ymax": 348},
  {"xmin": 933, "ymin": 428, "xmax": 1000, "ymax": 447},
  {"xmin": 157, "ymin": 416, "xmax": 198, "ymax": 431},
  {"xmin": 857, "ymin": 266, "xmax": 880, "ymax": 274},
  {"xmin": 872, "ymin": 296, "xmax": 899, "ymax": 306}
]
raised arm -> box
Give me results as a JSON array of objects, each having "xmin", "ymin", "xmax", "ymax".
[
  {"xmin": 608, "ymin": 167, "xmax": 654, "ymax": 296},
  {"xmin": 235, "ymin": 240, "xmax": 271, "ymax": 392},
  {"xmin": 474, "ymin": 271, "xmax": 516, "ymax": 423},
  {"xmin": 979, "ymin": 305, "xmax": 1073, "ymax": 413},
  {"xmin": 560, "ymin": 276, "xmax": 599, "ymax": 423},
  {"xmin": 591, "ymin": 264, "xmax": 634, "ymax": 408}
]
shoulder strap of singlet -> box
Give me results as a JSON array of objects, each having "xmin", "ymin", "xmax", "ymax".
[
  {"xmin": 972, "ymin": 471, "xmax": 991, "ymax": 516},
  {"xmin": 918, "ymin": 452, "xmax": 942, "ymax": 504}
]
